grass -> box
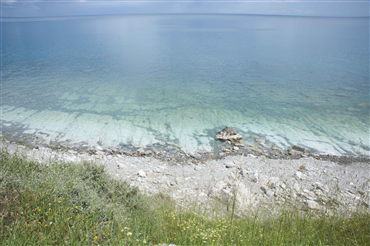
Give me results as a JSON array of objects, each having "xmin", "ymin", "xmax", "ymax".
[{"xmin": 0, "ymin": 150, "xmax": 369, "ymax": 245}]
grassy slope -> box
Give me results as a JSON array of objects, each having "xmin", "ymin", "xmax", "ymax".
[{"xmin": 0, "ymin": 150, "xmax": 369, "ymax": 245}]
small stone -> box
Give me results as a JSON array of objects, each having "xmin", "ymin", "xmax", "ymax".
[
  {"xmin": 288, "ymin": 149, "xmax": 302, "ymax": 157},
  {"xmin": 313, "ymin": 182, "xmax": 329, "ymax": 193},
  {"xmin": 131, "ymin": 143, "xmax": 141, "ymax": 148},
  {"xmin": 260, "ymin": 185, "xmax": 268, "ymax": 194},
  {"xmin": 295, "ymin": 171, "xmax": 303, "ymax": 179},
  {"xmin": 307, "ymin": 200, "xmax": 320, "ymax": 210},
  {"xmin": 314, "ymin": 189, "xmax": 324, "ymax": 197},
  {"xmin": 117, "ymin": 163, "xmax": 125, "ymax": 169},
  {"xmin": 175, "ymin": 177, "xmax": 183, "ymax": 184},
  {"xmin": 225, "ymin": 162, "xmax": 235, "ymax": 168},
  {"xmin": 250, "ymin": 173, "xmax": 258, "ymax": 183},
  {"xmin": 96, "ymin": 145, "xmax": 103, "ymax": 151},
  {"xmin": 267, "ymin": 177, "xmax": 280, "ymax": 189},
  {"xmin": 173, "ymin": 144, "xmax": 182, "ymax": 149},
  {"xmin": 223, "ymin": 149, "xmax": 230, "ymax": 152},
  {"xmin": 190, "ymin": 153, "xmax": 201, "ymax": 159},
  {"xmin": 96, "ymin": 151, "xmax": 105, "ymax": 156},
  {"xmin": 299, "ymin": 164, "xmax": 307, "ymax": 173},
  {"xmin": 198, "ymin": 150, "xmax": 208, "ymax": 154},
  {"xmin": 362, "ymin": 200, "xmax": 369, "ymax": 208},
  {"xmin": 137, "ymin": 148, "xmax": 145, "ymax": 154},
  {"xmin": 255, "ymin": 138, "xmax": 265, "ymax": 144},
  {"xmin": 293, "ymin": 145, "xmax": 310, "ymax": 154},
  {"xmin": 251, "ymin": 148, "xmax": 262, "ymax": 154},
  {"xmin": 192, "ymin": 160, "xmax": 198, "ymax": 164},
  {"xmin": 234, "ymin": 140, "xmax": 246, "ymax": 147},
  {"xmin": 138, "ymin": 169, "xmax": 146, "ymax": 177},
  {"xmin": 272, "ymin": 146, "xmax": 281, "ymax": 151},
  {"xmin": 233, "ymin": 146, "xmax": 239, "ymax": 151},
  {"xmin": 240, "ymin": 169, "xmax": 251, "ymax": 177},
  {"xmin": 266, "ymin": 190, "xmax": 275, "ymax": 197},
  {"xmin": 293, "ymin": 183, "xmax": 300, "ymax": 192}
]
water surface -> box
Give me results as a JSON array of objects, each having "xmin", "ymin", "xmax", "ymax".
[{"xmin": 2, "ymin": 14, "xmax": 369, "ymax": 155}]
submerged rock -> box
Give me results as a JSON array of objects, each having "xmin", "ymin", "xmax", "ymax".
[
  {"xmin": 234, "ymin": 140, "xmax": 246, "ymax": 147},
  {"xmin": 131, "ymin": 143, "xmax": 141, "ymax": 149},
  {"xmin": 251, "ymin": 148, "xmax": 263, "ymax": 154},
  {"xmin": 293, "ymin": 145, "xmax": 310, "ymax": 154},
  {"xmin": 358, "ymin": 103, "xmax": 370, "ymax": 108}
]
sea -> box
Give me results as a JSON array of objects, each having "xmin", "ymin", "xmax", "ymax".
[{"xmin": 1, "ymin": 14, "xmax": 369, "ymax": 155}]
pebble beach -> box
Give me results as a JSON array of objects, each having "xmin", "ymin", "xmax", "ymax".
[{"xmin": 2, "ymin": 133, "xmax": 369, "ymax": 216}]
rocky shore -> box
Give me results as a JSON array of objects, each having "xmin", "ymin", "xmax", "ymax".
[
  {"xmin": 1, "ymin": 125, "xmax": 368, "ymax": 166},
  {"xmin": 2, "ymin": 130, "xmax": 369, "ymax": 216}
]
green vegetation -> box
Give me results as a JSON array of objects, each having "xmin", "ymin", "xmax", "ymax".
[{"xmin": 1, "ymin": 150, "xmax": 369, "ymax": 245}]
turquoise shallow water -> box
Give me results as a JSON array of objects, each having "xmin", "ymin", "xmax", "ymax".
[{"xmin": 1, "ymin": 15, "xmax": 369, "ymax": 155}]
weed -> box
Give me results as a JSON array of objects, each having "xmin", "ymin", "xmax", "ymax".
[{"xmin": 0, "ymin": 151, "xmax": 369, "ymax": 245}]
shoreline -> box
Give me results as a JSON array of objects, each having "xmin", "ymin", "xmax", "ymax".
[{"xmin": 1, "ymin": 128, "xmax": 369, "ymax": 165}]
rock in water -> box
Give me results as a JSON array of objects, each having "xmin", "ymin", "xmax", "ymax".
[
  {"xmin": 215, "ymin": 126, "xmax": 243, "ymax": 144},
  {"xmin": 293, "ymin": 145, "xmax": 310, "ymax": 154},
  {"xmin": 288, "ymin": 148, "xmax": 302, "ymax": 158},
  {"xmin": 251, "ymin": 148, "xmax": 263, "ymax": 154},
  {"xmin": 234, "ymin": 140, "xmax": 246, "ymax": 147},
  {"xmin": 137, "ymin": 148, "xmax": 145, "ymax": 155}
]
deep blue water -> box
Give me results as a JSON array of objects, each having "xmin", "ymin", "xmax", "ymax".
[{"xmin": 1, "ymin": 15, "xmax": 369, "ymax": 155}]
